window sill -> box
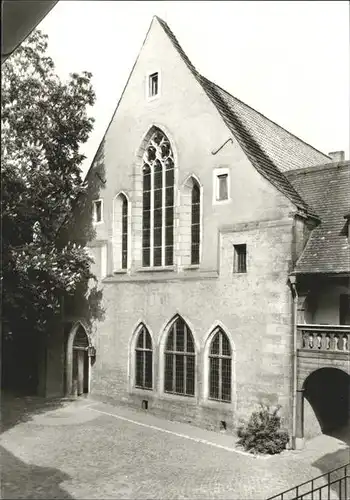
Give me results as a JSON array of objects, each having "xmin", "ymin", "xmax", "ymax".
[
  {"xmin": 113, "ymin": 269, "xmax": 128, "ymax": 275},
  {"xmin": 159, "ymin": 392, "xmax": 198, "ymax": 404},
  {"xmin": 136, "ymin": 266, "xmax": 175, "ymax": 273},
  {"xmin": 183, "ymin": 264, "xmax": 200, "ymax": 270},
  {"xmin": 133, "ymin": 386, "xmax": 153, "ymax": 392},
  {"xmin": 129, "ymin": 387, "xmax": 155, "ymax": 400},
  {"xmin": 92, "ymin": 220, "xmax": 104, "ymax": 226},
  {"xmin": 213, "ymin": 199, "xmax": 231, "ymax": 206},
  {"xmin": 146, "ymin": 94, "xmax": 160, "ymax": 102},
  {"xmin": 232, "ymin": 272, "xmax": 247, "ymax": 276},
  {"xmin": 201, "ymin": 398, "xmax": 234, "ymax": 409}
]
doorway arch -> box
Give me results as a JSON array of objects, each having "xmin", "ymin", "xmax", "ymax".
[
  {"xmin": 303, "ymin": 367, "xmax": 350, "ymax": 434},
  {"xmin": 66, "ymin": 322, "xmax": 95, "ymax": 396}
]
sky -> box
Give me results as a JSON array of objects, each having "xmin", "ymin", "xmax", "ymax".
[{"xmin": 38, "ymin": 1, "xmax": 350, "ymax": 176}]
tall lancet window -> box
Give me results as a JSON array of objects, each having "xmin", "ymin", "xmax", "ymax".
[
  {"xmin": 121, "ymin": 195, "xmax": 128, "ymax": 269},
  {"xmin": 135, "ymin": 325, "xmax": 153, "ymax": 390},
  {"xmin": 142, "ymin": 129, "xmax": 174, "ymax": 267},
  {"xmin": 191, "ymin": 182, "xmax": 200, "ymax": 264},
  {"xmin": 112, "ymin": 193, "xmax": 129, "ymax": 271},
  {"xmin": 209, "ymin": 328, "xmax": 232, "ymax": 402}
]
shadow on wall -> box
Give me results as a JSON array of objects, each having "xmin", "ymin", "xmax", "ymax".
[
  {"xmin": 0, "ymin": 393, "xmax": 69, "ymax": 434},
  {"xmin": 0, "ymin": 445, "xmax": 73, "ymax": 499},
  {"xmin": 62, "ymin": 138, "xmax": 106, "ymax": 248},
  {"xmin": 304, "ymin": 368, "xmax": 350, "ymax": 435},
  {"xmin": 1, "ymin": 142, "xmax": 107, "ymax": 398},
  {"xmin": 61, "ymin": 139, "xmax": 107, "ymax": 327},
  {"xmin": 1, "ymin": 327, "xmax": 40, "ymax": 396}
]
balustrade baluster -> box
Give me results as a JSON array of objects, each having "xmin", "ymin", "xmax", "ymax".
[
  {"xmin": 341, "ymin": 335, "xmax": 346, "ymax": 351},
  {"xmin": 302, "ymin": 331, "xmax": 307, "ymax": 349},
  {"xmin": 329, "ymin": 334, "xmax": 336, "ymax": 350},
  {"xmin": 326, "ymin": 335, "xmax": 330, "ymax": 350},
  {"xmin": 316, "ymin": 334, "xmax": 322, "ymax": 349},
  {"xmin": 334, "ymin": 335, "xmax": 339, "ymax": 350},
  {"xmin": 320, "ymin": 333, "xmax": 327, "ymax": 350},
  {"xmin": 309, "ymin": 333, "xmax": 314, "ymax": 349}
]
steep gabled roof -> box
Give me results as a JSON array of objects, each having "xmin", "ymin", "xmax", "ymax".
[
  {"xmin": 198, "ymin": 77, "xmax": 318, "ymax": 216},
  {"xmin": 200, "ymin": 78, "xmax": 330, "ymax": 173},
  {"xmin": 156, "ymin": 16, "xmax": 331, "ymax": 218},
  {"xmin": 286, "ymin": 162, "xmax": 350, "ymax": 274}
]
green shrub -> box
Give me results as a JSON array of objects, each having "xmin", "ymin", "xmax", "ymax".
[{"xmin": 237, "ymin": 403, "xmax": 289, "ymax": 455}]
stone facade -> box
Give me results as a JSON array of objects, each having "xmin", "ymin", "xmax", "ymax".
[
  {"xmin": 59, "ymin": 17, "xmax": 349, "ymax": 444},
  {"xmin": 90, "ymin": 217, "xmax": 295, "ymax": 433},
  {"xmin": 77, "ymin": 17, "xmax": 301, "ymax": 435}
]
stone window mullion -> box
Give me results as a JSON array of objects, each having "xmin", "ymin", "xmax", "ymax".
[
  {"xmin": 150, "ymin": 163, "xmax": 154, "ymax": 267},
  {"xmin": 209, "ymin": 328, "xmax": 232, "ymax": 402},
  {"xmin": 164, "ymin": 317, "xmax": 195, "ymax": 397},
  {"xmin": 142, "ymin": 129, "xmax": 174, "ymax": 267},
  {"xmin": 135, "ymin": 326, "xmax": 153, "ymax": 390}
]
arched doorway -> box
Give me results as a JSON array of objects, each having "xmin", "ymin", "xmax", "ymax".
[
  {"xmin": 303, "ymin": 368, "xmax": 350, "ymax": 434},
  {"xmin": 66, "ymin": 322, "xmax": 95, "ymax": 396},
  {"xmin": 72, "ymin": 326, "xmax": 90, "ymax": 396}
]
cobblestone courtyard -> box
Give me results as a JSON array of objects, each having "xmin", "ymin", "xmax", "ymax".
[{"xmin": 1, "ymin": 395, "xmax": 349, "ymax": 499}]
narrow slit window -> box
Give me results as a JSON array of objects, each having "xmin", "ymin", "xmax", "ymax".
[
  {"xmin": 234, "ymin": 244, "xmax": 247, "ymax": 273},
  {"xmin": 93, "ymin": 200, "xmax": 102, "ymax": 223},
  {"xmin": 217, "ymin": 174, "xmax": 228, "ymax": 201},
  {"xmin": 191, "ymin": 183, "xmax": 200, "ymax": 264},
  {"xmin": 149, "ymin": 72, "xmax": 159, "ymax": 97},
  {"xmin": 121, "ymin": 196, "xmax": 128, "ymax": 269},
  {"xmin": 112, "ymin": 194, "xmax": 129, "ymax": 272}
]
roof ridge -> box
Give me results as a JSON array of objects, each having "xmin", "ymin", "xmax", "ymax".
[
  {"xmin": 154, "ymin": 16, "xmax": 199, "ymax": 76},
  {"xmin": 285, "ymin": 161, "xmax": 350, "ymax": 177},
  {"xmin": 201, "ymin": 76, "xmax": 330, "ymax": 161}
]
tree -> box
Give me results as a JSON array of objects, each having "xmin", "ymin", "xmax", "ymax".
[{"xmin": 1, "ymin": 30, "xmax": 102, "ymax": 390}]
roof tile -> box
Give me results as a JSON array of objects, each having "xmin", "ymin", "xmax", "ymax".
[
  {"xmin": 286, "ymin": 163, "xmax": 350, "ymax": 274},
  {"xmin": 156, "ymin": 17, "xmax": 330, "ymax": 217}
]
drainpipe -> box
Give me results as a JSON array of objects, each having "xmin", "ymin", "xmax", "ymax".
[{"xmin": 289, "ymin": 274, "xmax": 298, "ymax": 449}]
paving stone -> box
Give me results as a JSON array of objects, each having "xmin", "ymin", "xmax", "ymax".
[{"xmin": 0, "ymin": 396, "xmax": 348, "ymax": 499}]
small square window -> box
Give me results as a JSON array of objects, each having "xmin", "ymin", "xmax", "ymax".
[
  {"xmin": 93, "ymin": 200, "xmax": 102, "ymax": 223},
  {"xmin": 216, "ymin": 174, "xmax": 228, "ymax": 201},
  {"xmin": 148, "ymin": 72, "xmax": 159, "ymax": 97},
  {"xmin": 234, "ymin": 244, "xmax": 247, "ymax": 273}
]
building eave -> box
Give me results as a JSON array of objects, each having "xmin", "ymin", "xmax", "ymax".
[{"xmin": 1, "ymin": 0, "xmax": 58, "ymax": 64}]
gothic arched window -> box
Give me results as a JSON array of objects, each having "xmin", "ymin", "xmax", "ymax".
[
  {"xmin": 164, "ymin": 317, "xmax": 195, "ymax": 396},
  {"xmin": 121, "ymin": 195, "xmax": 128, "ymax": 269},
  {"xmin": 112, "ymin": 193, "xmax": 128, "ymax": 271},
  {"xmin": 142, "ymin": 129, "xmax": 174, "ymax": 267},
  {"xmin": 191, "ymin": 182, "xmax": 200, "ymax": 264},
  {"xmin": 135, "ymin": 325, "xmax": 153, "ymax": 390},
  {"xmin": 209, "ymin": 328, "xmax": 232, "ymax": 402}
]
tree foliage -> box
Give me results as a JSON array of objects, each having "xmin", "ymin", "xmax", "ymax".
[{"xmin": 1, "ymin": 30, "xmax": 101, "ymax": 335}]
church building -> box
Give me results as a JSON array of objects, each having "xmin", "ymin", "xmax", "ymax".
[{"xmin": 61, "ymin": 16, "xmax": 349, "ymax": 448}]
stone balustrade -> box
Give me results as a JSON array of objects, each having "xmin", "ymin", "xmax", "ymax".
[{"xmin": 297, "ymin": 325, "xmax": 350, "ymax": 352}]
